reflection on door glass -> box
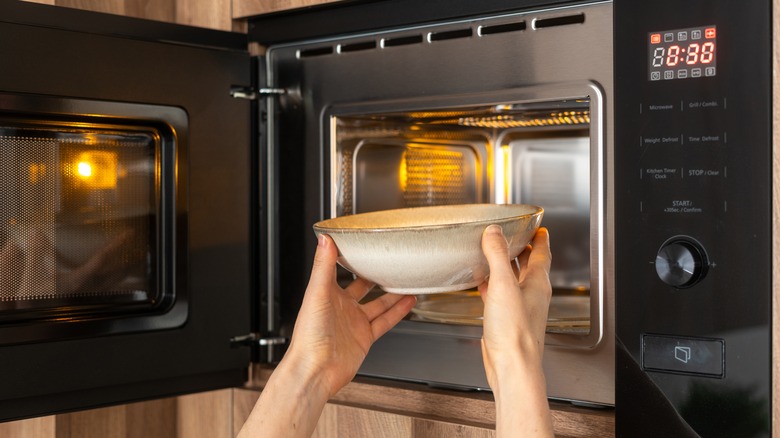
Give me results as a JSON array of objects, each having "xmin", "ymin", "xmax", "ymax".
[{"xmin": 0, "ymin": 124, "xmax": 158, "ymax": 318}]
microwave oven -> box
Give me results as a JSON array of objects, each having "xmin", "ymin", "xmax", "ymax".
[{"xmin": 0, "ymin": 0, "xmax": 774, "ymax": 436}]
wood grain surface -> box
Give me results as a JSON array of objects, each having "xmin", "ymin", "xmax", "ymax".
[
  {"xmin": 244, "ymin": 364, "xmax": 615, "ymax": 437},
  {"xmin": 232, "ymin": 0, "xmax": 344, "ymax": 18},
  {"xmin": 20, "ymin": 0, "xmax": 234, "ymax": 31}
]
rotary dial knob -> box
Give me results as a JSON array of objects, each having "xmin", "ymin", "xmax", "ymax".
[{"xmin": 655, "ymin": 237, "xmax": 709, "ymax": 288}]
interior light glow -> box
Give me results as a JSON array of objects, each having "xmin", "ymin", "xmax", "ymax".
[
  {"xmin": 72, "ymin": 151, "xmax": 118, "ymax": 188},
  {"xmin": 77, "ymin": 161, "xmax": 92, "ymax": 177},
  {"xmin": 28, "ymin": 163, "xmax": 46, "ymax": 184},
  {"xmin": 399, "ymin": 151, "xmax": 408, "ymax": 192},
  {"xmin": 495, "ymin": 145, "xmax": 510, "ymax": 204}
]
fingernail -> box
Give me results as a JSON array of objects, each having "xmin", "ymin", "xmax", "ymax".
[
  {"xmin": 485, "ymin": 224, "xmax": 502, "ymax": 235},
  {"xmin": 317, "ymin": 234, "xmax": 327, "ymax": 248}
]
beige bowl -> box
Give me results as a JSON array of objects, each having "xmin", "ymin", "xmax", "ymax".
[{"xmin": 312, "ymin": 204, "xmax": 543, "ymax": 294}]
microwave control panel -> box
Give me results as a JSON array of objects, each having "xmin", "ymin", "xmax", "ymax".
[{"xmin": 614, "ymin": 0, "xmax": 771, "ymax": 436}]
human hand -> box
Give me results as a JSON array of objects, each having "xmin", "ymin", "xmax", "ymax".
[
  {"xmin": 479, "ymin": 225, "xmax": 552, "ymax": 386},
  {"xmin": 283, "ymin": 233, "xmax": 417, "ymax": 398},
  {"xmin": 239, "ymin": 234, "xmax": 417, "ymax": 438},
  {"xmin": 478, "ymin": 225, "xmax": 553, "ymax": 437}
]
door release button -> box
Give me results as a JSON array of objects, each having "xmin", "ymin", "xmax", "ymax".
[{"xmin": 641, "ymin": 334, "xmax": 724, "ymax": 378}]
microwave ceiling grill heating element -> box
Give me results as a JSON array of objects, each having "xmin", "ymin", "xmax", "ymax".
[
  {"xmin": 455, "ymin": 111, "xmax": 590, "ymax": 128},
  {"xmin": 335, "ymin": 107, "xmax": 591, "ymax": 135}
]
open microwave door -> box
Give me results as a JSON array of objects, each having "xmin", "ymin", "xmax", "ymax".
[{"xmin": 0, "ymin": 2, "xmax": 254, "ymax": 421}]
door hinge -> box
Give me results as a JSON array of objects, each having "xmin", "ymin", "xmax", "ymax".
[
  {"xmin": 230, "ymin": 333, "xmax": 287, "ymax": 348},
  {"xmin": 230, "ymin": 86, "xmax": 287, "ymax": 100}
]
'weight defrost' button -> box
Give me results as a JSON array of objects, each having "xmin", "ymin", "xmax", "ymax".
[{"xmin": 641, "ymin": 334, "xmax": 724, "ymax": 377}]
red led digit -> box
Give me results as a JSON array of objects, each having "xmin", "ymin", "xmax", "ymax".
[
  {"xmin": 685, "ymin": 43, "xmax": 700, "ymax": 65},
  {"xmin": 666, "ymin": 45, "xmax": 680, "ymax": 67},
  {"xmin": 701, "ymin": 42, "xmax": 715, "ymax": 63}
]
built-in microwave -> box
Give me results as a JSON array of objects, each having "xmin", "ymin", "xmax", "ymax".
[{"xmin": 0, "ymin": 0, "xmax": 774, "ymax": 436}]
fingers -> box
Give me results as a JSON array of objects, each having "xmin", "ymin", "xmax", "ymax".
[
  {"xmin": 306, "ymin": 234, "xmax": 339, "ymax": 291},
  {"xmin": 516, "ymin": 244, "xmax": 532, "ymax": 272},
  {"xmin": 367, "ymin": 294, "xmax": 417, "ymax": 340},
  {"xmin": 481, "ymin": 224, "xmax": 516, "ymax": 289},
  {"xmin": 344, "ymin": 277, "xmax": 375, "ymax": 301},
  {"xmin": 512, "ymin": 252, "xmax": 524, "ymax": 278},
  {"xmin": 477, "ymin": 280, "xmax": 489, "ymax": 303},
  {"xmin": 519, "ymin": 229, "xmax": 553, "ymax": 304},
  {"xmin": 362, "ymin": 292, "xmax": 407, "ymax": 321},
  {"xmin": 526, "ymin": 228, "xmax": 552, "ymax": 276}
]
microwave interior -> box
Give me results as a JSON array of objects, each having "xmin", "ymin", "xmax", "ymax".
[{"xmin": 331, "ymin": 98, "xmax": 593, "ymax": 335}]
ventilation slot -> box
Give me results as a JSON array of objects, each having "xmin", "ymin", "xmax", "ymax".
[
  {"xmin": 533, "ymin": 13, "xmax": 585, "ymax": 29},
  {"xmin": 338, "ymin": 41, "xmax": 377, "ymax": 53},
  {"xmin": 298, "ymin": 46, "xmax": 334, "ymax": 58},
  {"xmin": 428, "ymin": 28, "xmax": 473, "ymax": 42},
  {"xmin": 479, "ymin": 21, "xmax": 526, "ymax": 36},
  {"xmin": 382, "ymin": 34, "xmax": 424, "ymax": 48}
]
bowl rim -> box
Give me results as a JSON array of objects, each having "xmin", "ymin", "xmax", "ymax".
[{"xmin": 312, "ymin": 203, "xmax": 544, "ymax": 233}]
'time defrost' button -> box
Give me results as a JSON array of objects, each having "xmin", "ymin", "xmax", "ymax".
[{"xmin": 641, "ymin": 334, "xmax": 724, "ymax": 377}]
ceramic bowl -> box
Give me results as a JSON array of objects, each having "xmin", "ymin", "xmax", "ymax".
[{"xmin": 312, "ymin": 204, "xmax": 543, "ymax": 294}]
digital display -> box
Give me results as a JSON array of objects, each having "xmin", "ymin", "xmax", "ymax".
[{"xmin": 648, "ymin": 25, "xmax": 716, "ymax": 81}]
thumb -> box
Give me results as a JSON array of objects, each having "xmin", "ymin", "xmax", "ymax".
[
  {"xmin": 308, "ymin": 233, "xmax": 338, "ymax": 288},
  {"xmin": 481, "ymin": 224, "xmax": 515, "ymax": 285}
]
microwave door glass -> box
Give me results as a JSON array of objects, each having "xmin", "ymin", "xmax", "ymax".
[{"xmin": 0, "ymin": 123, "xmax": 157, "ymax": 320}]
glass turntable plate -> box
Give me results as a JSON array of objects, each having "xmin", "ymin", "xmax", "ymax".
[{"xmin": 410, "ymin": 290, "xmax": 590, "ymax": 331}]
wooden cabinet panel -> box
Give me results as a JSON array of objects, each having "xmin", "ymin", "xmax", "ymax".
[
  {"xmin": 174, "ymin": 0, "xmax": 233, "ymax": 32},
  {"xmin": 311, "ymin": 404, "xmax": 339, "ymax": 438},
  {"xmin": 321, "ymin": 404, "xmax": 413, "ymax": 438},
  {"xmin": 20, "ymin": 0, "xmax": 235, "ymax": 31},
  {"xmin": 28, "ymin": 0, "xmax": 348, "ymax": 20},
  {"xmin": 122, "ymin": 0, "xmax": 175, "ymax": 23},
  {"xmin": 1, "ymin": 385, "xmax": 611, "ymax": 437},
  {"xmin": 21, "ymin": 0, "xmax": 173, "ymax": 21},
  {"xmin": 232, "ymin": 388, "xmax": 495, "ymax": 438},
  {"xmin": 243, "ymin": 366, "xmax": 614, "ymax": 437},
  {"xmin": 0, "ymin": 416, "xmax": 55, "ymax": 438},
  {"xmin": 56, "ymin": 397, "xmax": 177, "ymax": 438},
  {"xmin": 232, "ymin": 0, "xmax": 343, "ymax": 18},
  {"xmin": 413, "ymin": 419, "xmax": 495, "ymax": 438},
  {"xmin": 124, "ymin": 399, "xmax": 178, "ymax": 438},
  {"xmin": 0, "ymin": 397, "xmax": 178, "ymax": 438},
  {"xmin": 55, "ymin": 0, "xmax": 143, "ymax": 16},
  {"xmin": 177, "ymin": 389, "xmax": 233, "ymax": 438},
  {"xmin": 65, "ymin": 405, "xmax": 127, "ymax": 438},
  {"xmin": 232, "ymin": 388, "xmax": 260, "ymax": 434},
  {"xmin": 0, "ymin": 391, "xmax": 235, "ymax": 438}
]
